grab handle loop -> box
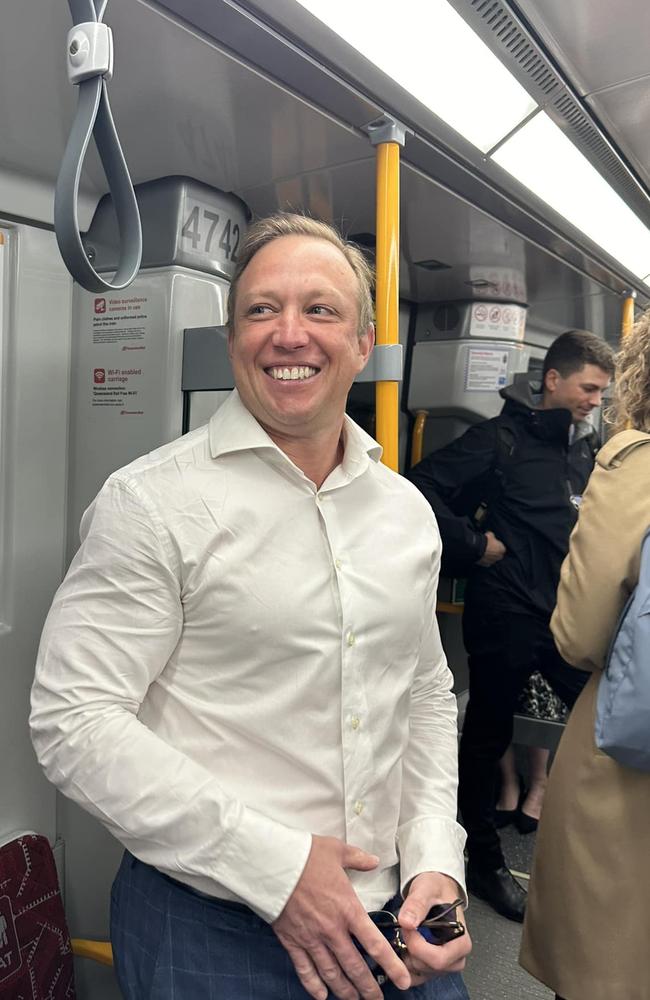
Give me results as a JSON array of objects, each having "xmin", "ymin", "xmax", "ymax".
[{"xmin": 54, "ymin": 0, "xmax": 142, "ymax": 292}]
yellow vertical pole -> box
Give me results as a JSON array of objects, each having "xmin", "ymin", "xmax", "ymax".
[
  {"xmin": 620, "ymin": 290, "xmax": 636, "ymax": 432},
  {"xmin": 411, "ymin": 410, "xmax": 428, "ymax": 467},
  {"xmin": 621, "ymin": 290, "xmax": 636, "ymax": 341},
  {"xmin": 366, "ymin": 116, "xmax": 407, "ymax": 473},
  {"xmin": 375, "ymin": 141, "xmax": 400, "ymax": 471}
]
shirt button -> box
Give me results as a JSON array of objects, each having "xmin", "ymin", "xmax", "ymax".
[
  {"xmin": 351, "ymin": 716, "xmax": 360, "ymax": 730},
  {"xmin": 335, "ymin": 558, "xmax": 342, "ymax": 570},
  {"xmin": 347, "ymin": 632, "xmax": 356, "ymax": 647},
  {"xmin": 354, "ymin": 800, "xmax": 365, "ymax": 815}
]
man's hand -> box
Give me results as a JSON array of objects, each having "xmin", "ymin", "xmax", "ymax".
[
  {"xmin": 397, "ymin": 872, "xmax": 472, "ymax": 986},
  {"xmin": 477, "ymin": 530, "xmax": 506, "ymax": 566},
  {"xmin": 273, "ymin": 835, "xmax": 411, "ymax": 1000}
]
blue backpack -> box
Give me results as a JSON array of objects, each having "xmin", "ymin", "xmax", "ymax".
[{"xmin": 595, "ymin": 526, "xmax": 650, "ymax": 770}]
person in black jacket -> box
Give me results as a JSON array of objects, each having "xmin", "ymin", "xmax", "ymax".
[{"xmin": 407, "ymin": 330, "xmax": 615, "ymax": 923}]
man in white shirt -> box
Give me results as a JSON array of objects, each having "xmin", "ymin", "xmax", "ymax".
[{"xmin": 30, "ymin": 214, "xmax": 471, "ymax": 1000}]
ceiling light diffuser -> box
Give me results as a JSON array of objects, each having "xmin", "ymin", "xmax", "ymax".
[
  {"xmin": 294, "ymin": 0, "xmax": 537, "ymax": 153},
  {"xmin": 492, "ymin": 111, "xmax": 650, "ymax": 284}
]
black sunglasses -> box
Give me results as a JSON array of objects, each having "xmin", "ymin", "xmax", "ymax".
[{"xmin": 361, "ymin": 898, "xmax": 465, "ymax": 984}]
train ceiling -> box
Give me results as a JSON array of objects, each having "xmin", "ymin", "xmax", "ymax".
[{"xmin": 0, "ymin": 0, "xmax": 648, "ymax": 339}]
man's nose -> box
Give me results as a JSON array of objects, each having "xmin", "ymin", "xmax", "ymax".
[
  {"xmin": 272, "ymin": 310, "xmax": 309, "ymax": 349},
  {"xmin": 590, "ymin": 390, "xmax": 604, "ymax": 407}
]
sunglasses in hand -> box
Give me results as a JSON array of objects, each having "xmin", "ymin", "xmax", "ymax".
[{"xmin": 360, "ymin": 898, "xmax": 465, "ymax": 984}]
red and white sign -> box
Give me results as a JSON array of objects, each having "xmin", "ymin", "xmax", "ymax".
[{"xmin": 470, "ymin": 302, "xmax": 526, "ymax": 342}]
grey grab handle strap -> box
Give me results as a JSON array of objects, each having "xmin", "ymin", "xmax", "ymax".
[{"xmin": 54, "ymin": 0, "xmax": 142, "ymax": 292}]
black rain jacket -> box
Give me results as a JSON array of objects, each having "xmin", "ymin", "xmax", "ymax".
[{"xmin": 407, "ymin": 374, "xmax": 598, "ymax": 618}]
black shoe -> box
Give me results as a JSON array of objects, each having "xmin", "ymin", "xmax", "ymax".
[
  {"xmin": 494, "ymin": 807, "xmax": 518, "ymax": 829},
  {"xmin": 466, "ymin": 864, "xmax": 527, "ymax": 922},
  {"xmin": 494, "ymin": 777, "xmax": 525, "ymax": 830},
  {"xmin": 515, "ymin": 809, "xmax": 539, "ymax": 835}
]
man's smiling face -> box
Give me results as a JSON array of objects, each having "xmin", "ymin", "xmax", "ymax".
[{"xmin": 228, "ymin": 234, "xmax": 373, "ymax": 445}]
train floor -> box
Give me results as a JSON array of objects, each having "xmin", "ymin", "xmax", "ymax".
[{"xmin": 463, "ymin": 824, "xmax": 552, "ymax": 1000}]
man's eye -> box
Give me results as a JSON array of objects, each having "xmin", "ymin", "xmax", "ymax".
[
  {"xmin": 308, "ymin": 305, "xmax": 333, "ymax": 316},
  {"xmin": 248, "ymin": 304, "xmax": 272, "ymax": 315}
]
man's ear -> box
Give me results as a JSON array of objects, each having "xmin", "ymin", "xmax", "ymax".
[
  {"xmin": 357, "ymin": 324, "xmax": 375, "ymax": 369},
  {"xmin": 544, "ymin": 368, "xmax": 560, "ymax": 394}
]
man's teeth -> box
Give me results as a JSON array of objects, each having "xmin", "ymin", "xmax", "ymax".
[{"xmin": 269, "ymin": 366, "xmax": 318, "ymax": 380}]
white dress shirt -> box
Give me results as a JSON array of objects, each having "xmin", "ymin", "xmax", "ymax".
[{"xmin": 30, "ymin": 390, "xmax": 466, "ymax": 923}]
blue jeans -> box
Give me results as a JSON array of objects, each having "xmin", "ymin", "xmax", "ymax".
[{"xmin": 110, "ymin": 852, "xmax": 469, "ymax": 999}]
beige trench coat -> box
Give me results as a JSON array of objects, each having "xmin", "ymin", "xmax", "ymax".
[{"xmin": 520, "ymin": 429, "xmax": 650, "ymax": 1000}]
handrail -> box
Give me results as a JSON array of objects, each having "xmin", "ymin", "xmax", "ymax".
[
  {"xmin": 54, "ymin": 0, "xmax": 142, "ymax": 292},
  {"xmin": 411, "ymin": 410, "xmax": 428, "ymax": 467},
  {"xmin": 366, "ymin": 116, "xmax": 408, "ymax": 472},
  {"xmin": 71, "ymin": 938, "xmax": 114, "ymax": 966},
  {"xmin": 621, "ymin": 290, "xmax": 636, "ymax": 341},
  {"xmin": 436, "ymin": 601, "xmax": 463, "ymax": 615},
  {"xmin": 621, "ymin": 290, "xmax": 636, "ymax": 430}
]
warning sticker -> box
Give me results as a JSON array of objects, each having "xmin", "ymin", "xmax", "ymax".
[
  {"xmin": 92, "ymin": 295, "xmax": 148, "ymax": 347},
  {"xmin": 469, "ymin": 302, "xmax": 526, "ymax": 341},
  {"xmin": 464, "ymin": 347, "xmax": 510, "ymax": 392}
]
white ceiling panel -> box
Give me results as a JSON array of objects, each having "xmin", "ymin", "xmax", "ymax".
[
  {"xmin": 586, "ymin": 79, "xmax": 650, "ymax": 189},
  {"xmin": 514, "ymin": 0, "xmax": 650, "ymax": 96}
]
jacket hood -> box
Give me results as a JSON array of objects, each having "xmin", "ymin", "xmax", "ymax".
[{"xmin": 500, "ymin": 371, "xmax": 542, "ymax": 410}]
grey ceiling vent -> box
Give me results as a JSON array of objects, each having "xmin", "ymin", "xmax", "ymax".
[
  {"xmin": 467, "ymin": 0, "xmax": 559, "ymax": 98},
  {"xmin": 449, "ymin": 0, "xmax": 650, "ymax": 224}
]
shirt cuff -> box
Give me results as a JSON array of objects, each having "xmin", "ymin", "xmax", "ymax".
[
  {"xmin": 211, "ymin": 804, "xmax": 313, "ymax": 923},
  {"xmin": 397, "ymin": 817, "xmax": 468, "ymax": 907}
]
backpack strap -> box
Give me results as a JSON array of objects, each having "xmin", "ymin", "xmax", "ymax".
[{"xmin": 473, "ymin": 419, "xmax": 517, "ymax": 526}]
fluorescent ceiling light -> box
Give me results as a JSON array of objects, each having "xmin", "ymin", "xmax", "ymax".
[
  {"xmin": 492, "ymin": 111, "xmax": 650, "ymax": 284},
  {"xmin": 294, "ymin": 0, "xmax": 537, "ymax": 153}
]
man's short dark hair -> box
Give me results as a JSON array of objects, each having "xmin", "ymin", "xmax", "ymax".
[{"xmin": 542, "ymin": 329, "xmax": 615, "ymax": 379}]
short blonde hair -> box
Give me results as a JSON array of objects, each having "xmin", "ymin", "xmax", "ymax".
[
  {"xmin": 608, "ymin": 308, "xmax": 650, "ymax": 433},
  {"xmin": 227, "ymin": 213, "xmax": 374, "ymax": 337}
]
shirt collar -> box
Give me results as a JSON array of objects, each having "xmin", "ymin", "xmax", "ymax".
[{"xmin": 208, "ymin": 390, "xmax": 383, "ymax": 481}]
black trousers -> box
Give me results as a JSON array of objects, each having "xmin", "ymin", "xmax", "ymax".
[{"xmin": 459, "ymin": 602, "xmax": 590, "ymax": 870}]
